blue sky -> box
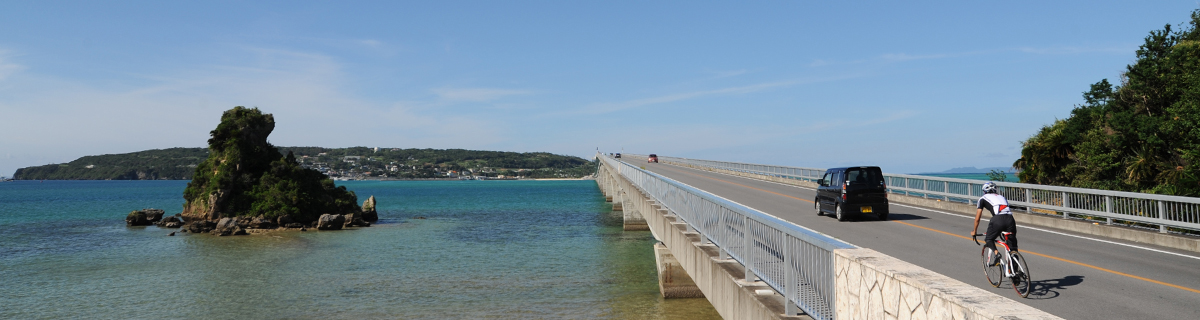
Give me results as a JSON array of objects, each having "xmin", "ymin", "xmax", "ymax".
[{"xmin": 1, "ymin": 1, "xmax": 1197, "ymax": 176}]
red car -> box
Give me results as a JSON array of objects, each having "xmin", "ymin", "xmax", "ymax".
[{"xmin": 648, "ymin": 154, "xmax": 658, "ymax": 163}]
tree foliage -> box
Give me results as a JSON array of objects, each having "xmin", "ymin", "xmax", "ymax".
[
  {"xmin": 13, "ymin": 148, "xmax": 208, "ymax": 180},
  {"xmin": 182, "ymin": 107, "xmax": 360, "ymax": 222},
  {"xmin": 1014, "ymin": 10, "xmax": 1200, "ymax": 196}
]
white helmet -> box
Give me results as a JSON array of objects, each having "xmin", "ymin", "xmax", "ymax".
[{"xmin": 982, "ymin": 181, "xmax": 998, "ymax": 194}]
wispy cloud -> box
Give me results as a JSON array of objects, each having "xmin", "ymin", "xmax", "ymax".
[
  {"xmin": 0, "ymin": 50, "xmax": 25, "ymax": 81},
  {"xmin": 1015, "ymin": 45, "xmax": 1132, "ymax": 55},
  {"xmin": 0, "ymin": 46, "xmax": 514, "ymax": 175},
  {"xmin": 879, "ymin": 53, "xmax": 953, "ymax": 62},
  {"xmin": 430, "ymin": 88, "xmax": 531, "ymax": 102},
  {"xmin": 581, "ymin": 75, "xmax": 859, "ymax": 115}
]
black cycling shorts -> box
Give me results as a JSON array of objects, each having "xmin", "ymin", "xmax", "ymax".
[{"xmin": 984, "ymin": 214, "xmax": 1017, "ymax": 252}]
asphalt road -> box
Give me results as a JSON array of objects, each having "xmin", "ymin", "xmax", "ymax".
[{"xmin": 624, "ymin": 159, "xmax": 1200, "ymax": 319}]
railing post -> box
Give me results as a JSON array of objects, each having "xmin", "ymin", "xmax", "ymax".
[
  {"xmin": 784, "ymin": 235, "xmax": 798, "ymax": 316},
  {"xmin": 1158, "ymin": 201, "xmax": 1168, "ymax": 233},
  {"xmin": 719, "ymin": 208, "xmax": 730, "ymax": 260},
  {"xmin": 1026, "ymin": 189, "xmax": 1033, "ymax": 213},
  {"xmin": 943, "ymin": 180, "xmax": 949, "ymax": 200},
  {"xmin": 744, "ymin": 215, "xmax": 755, "ymax": 282},
  {"xmin": 1105, "ymin": 196, "xmax": 1114, "ymax": 225},
  {"xmin": 1062, "ymin": 191, "xmax": 1070, "ymax": 219}
]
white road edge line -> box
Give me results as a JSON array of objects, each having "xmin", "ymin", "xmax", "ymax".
[{"xmin": 659, "ymin": 162, "xmax": 1200, "ymax": 261}]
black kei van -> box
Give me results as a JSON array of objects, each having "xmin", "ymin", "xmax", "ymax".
[{"xmin": 815, "ymin": 166, "xmax": 889, "ymax": 221}]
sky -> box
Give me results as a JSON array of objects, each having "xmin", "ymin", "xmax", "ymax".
[{"xmin": 1, "ymin": 1, "xmax": 1198, "ymax": 176}]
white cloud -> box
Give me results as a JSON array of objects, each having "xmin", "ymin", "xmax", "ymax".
[
  {"xmin": 879, "ymin": 53, "xmax": 952, "ymax": 62},
  {"xmin": 0, "ymin": 46, "xmax": 512, "ymax": 175},
  {"xmin": 1016, "ymin": 46, "xmax": 1131, "ymax": 55},
  {"xmin": 430, "ymin": 87, "xmax": 531, "ymax": 102},
  {"xmin": 579, "ymin": 74, "xmax": 861, "ymax": 115},
  {"xmin": 0, "ymin": 51, "xmax": 25, "ymax": 81}
]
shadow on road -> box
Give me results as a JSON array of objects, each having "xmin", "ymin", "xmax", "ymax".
[
  {"xmin": 1023, "ymin": 275, "xmax": 1085, "ymax": 300},
  {"xmin": 847, "ymin": 213, "xmax": 929, "ymax": 222}
]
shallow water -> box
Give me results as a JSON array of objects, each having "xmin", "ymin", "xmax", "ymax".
[{"xmin": 0, "ymin": 180, "xmax": 720, "ymax": 319}]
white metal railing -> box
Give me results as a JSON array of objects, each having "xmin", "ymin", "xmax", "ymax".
[
  {"xmin": 657, "ymin": 155, "xmax": 1200, "ymax": 234},
  {"xmin": 599, "ymin": 153, "xmax": 854, "ymax": 320}
]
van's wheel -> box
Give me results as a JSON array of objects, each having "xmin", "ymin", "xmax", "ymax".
[
  {"xmin": 815, "ymin": 199, "xmax": 823, "ymax": 216},
  {"xmin": 835, "ymin": 204, "xmax": 847, "ymax": 221}
]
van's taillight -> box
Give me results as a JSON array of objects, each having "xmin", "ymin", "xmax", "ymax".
[{"xmin": 842, "ymin": 183, "xmax": 847, "ymax": 200}]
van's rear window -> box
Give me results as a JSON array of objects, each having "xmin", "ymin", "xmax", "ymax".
[{"xmin": 846, "ymin": 168, "xmax": 883, "ymax": 185}]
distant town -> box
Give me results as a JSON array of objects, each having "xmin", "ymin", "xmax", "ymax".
[
  {"xmin": 10, "ymin": 147, "xmax": 597, "ymax": 181},
  {"xmin": 293, "ymin": 147, "xmax": 591, "ymax": 180}
]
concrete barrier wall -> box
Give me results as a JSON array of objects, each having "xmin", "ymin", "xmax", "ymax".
[{"xmin": 835, "ymin": 248, "xmax": 1061, "ymax": 320}]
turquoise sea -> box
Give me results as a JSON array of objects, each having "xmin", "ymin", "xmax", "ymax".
[
  {"xmin": 0, "ymin": 180, "xmax": 719, "ymax": 319},
  {"xmin": 915, "ymin": 173, "xmax": 1020, "ymax": 183}
]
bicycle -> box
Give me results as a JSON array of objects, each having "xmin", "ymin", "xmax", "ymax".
[{"xmin": 973, "ymin": 232, "xmax": 1032, "ymax": 298}]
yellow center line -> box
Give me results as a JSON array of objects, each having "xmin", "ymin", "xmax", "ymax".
[
  {"xmin": 892, "ymin": 220, "xmax": 1200, "ymax": 294},
  {"xmin": 663, "ymin": 166, "xmax": 1200, "ymax": 295},
  {"xmin": 668, "ymin": 168, "xmax": 815, "ymax": 203}
]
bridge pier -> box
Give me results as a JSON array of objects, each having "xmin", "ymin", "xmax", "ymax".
[
  {"xmin": 621, "ymin": 196, "xmax": 648, "ymax": 231},
  {"xmin": 654, "ymin": 242, "xmax": 703, "ymax": 298}
]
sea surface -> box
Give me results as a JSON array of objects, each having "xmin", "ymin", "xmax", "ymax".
[
  {"xmin": 0, "ymin": 180, "xmax": 720, "ymax": 319},
  {"xmin": 914, "ymin": 173, "xmax": 1020, "ymax": 183}
]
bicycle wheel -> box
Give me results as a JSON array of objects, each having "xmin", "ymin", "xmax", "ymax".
[
  {"xmin": 981, "ymin": 247, "xmax": 1002, "ymax": 287},
  {"xmin": 1011, "ymin": 252, "xmax": 1032, "ymax": 298}
]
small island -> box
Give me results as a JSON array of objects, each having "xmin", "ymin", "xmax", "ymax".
[{"xmin": 135, "ymin": 106, "xmax": 378, "ymax": 235}]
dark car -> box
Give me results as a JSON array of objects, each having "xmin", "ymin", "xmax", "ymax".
[
  {"xmin": 648, "ymin": 154, "xmax": 658, "ymax": 163},
  {"xmin": 815, "ymin": 166, "xmax": 888, "ymax": 221},
  {"xmin": 614, "ymin": 153, "xmax": 621, "ymax": 158}
]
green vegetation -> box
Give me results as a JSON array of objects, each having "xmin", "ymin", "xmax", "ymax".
[
  {"xmin": 985, "ymin": 170, "xmax": 1008, "ymax": 182},
  {"xmin": 1014, "ymin": 9, "xmax": 1200, "ymax": 197},
  {"xmin": 13, "ymin": 148, "xmax": 208, "ymax": 180},
  {"xmin": 13, "ymin": 146, "xmax": 596, "ymax": 180},
  {"xmin": 284, "ymin": 147, "xmax": 597, "ymax": 179},
  {"xmin": 182, "ymin": 107, "xmax": 359, "ymax": 222}
]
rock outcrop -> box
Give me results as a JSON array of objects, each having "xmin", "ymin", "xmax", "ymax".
[
  {"xmin": 316, "ymin": 214, "xmax": 345, "ymax": 230},
  {"xmin": 179, "ymin": 107, "xmax": 364, "ymax": 225},
  {"xmin": 126, "ymin": 209, "xmax": 166, "ymax": 226},
  {"xmin": 183, "ymin": 220, "xmax": 216, "ymax": 233},
  {"xmin": 212, "ymin": 217, "xmax": 247, "ymax": 236},
  {"xmin": 156, "ymin": 215, "xmax": 184, "ymax": 228},
  {"xmin": 361, "ymin": 196, "xmax": 378, "ymax": 222}
]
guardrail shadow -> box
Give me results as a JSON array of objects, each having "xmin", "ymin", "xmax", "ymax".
[
  {"xmin": 1023, "ymin": 275, "xmax": 1084, "ymax": 300},
  {"xmin": 846, "ymin": 212, "xmax": 930, "ymax": 222}
]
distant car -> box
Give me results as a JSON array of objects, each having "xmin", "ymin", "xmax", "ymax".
[
  {"xmin": 614, "ymin": 153, "xmax": 621, "ymax": 158},
  {"xmin": 815, "ymin": 166, "xmax": 889, "ymax": 221},
  {"xmin": 648, "ymin": 154, "xmax": 658, "ymax": 163}
]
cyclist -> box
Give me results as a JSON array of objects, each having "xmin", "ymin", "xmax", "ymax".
[{"xmin": 971, "ymin": 181, "xmax": 1017, "ymax": 265}]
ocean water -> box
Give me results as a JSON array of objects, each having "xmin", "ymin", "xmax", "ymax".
[
  {"xmin": 915, "ymin": 173, "xmax": 1020, "ymax": 183},
  {"xmin": 0, "ymin": 180, "xmax": 719, "ymax": 319}
]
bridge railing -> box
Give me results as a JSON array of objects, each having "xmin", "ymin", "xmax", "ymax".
[
  {"xmin": 600, "ymin": 153, "xmax": 854, "ymax": 320},
  {"xmin": 657, "ymin": 155, "xmax": 1200, "ymax": 234}
]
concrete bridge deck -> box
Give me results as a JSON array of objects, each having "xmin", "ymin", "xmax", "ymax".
[{"xmin": 620, "ymin": 158, "xmax": 1200, "ymax": 319}]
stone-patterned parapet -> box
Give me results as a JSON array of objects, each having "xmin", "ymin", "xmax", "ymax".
[{"xmin": 834, "ymin": 248, "xmax": 1062, "ymax": 320}]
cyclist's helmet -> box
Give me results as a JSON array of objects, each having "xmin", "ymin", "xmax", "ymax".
[{"xmin": 982, "ymin": 181, "xmax": 998, "ymax": 194}]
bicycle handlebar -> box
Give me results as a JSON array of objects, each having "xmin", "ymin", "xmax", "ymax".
[{"xmin": 972, "ymin": 233, "xmax": 984, "ymax": 246}]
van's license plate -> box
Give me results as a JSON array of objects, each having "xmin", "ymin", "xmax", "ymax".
[{"xmin": 861, "ymin": 206, "xmax": 873, "ymax": 213}]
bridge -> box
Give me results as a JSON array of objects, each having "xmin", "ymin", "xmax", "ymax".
[{"xmin": 595, "ymin": 153, "xmax": 1200, "ymax": 319}]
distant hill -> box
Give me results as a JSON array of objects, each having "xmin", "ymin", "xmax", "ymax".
[
  {"xmin": 13, "ymin": 148, "xmax": 210, "ymax": 180},
  {"xmin": 13, "ymin": 147, "xmax": 596, "ymax": 180}
]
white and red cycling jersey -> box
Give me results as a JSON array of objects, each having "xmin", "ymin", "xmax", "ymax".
[{"xmin": 977, "ymin": 193, "xmax": 1012, "ymax": 216}]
